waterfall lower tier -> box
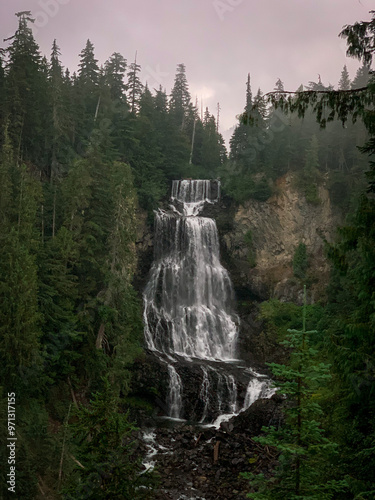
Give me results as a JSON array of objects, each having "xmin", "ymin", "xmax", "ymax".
[
  {"xmin": 143, "ymin": 212, "xmax": 238, "ymax": 361},
  {"xmin": 167, "ymin": 365, "xmax": 183, "ymax": 419},
  {"xmin": 143, "ymin": 180, "xmax": 274, "ymax": 424}
]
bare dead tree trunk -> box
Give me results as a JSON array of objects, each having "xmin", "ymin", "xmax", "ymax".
[{"xmin": 58, "ymin": 403, "xmax": 72, "ymax": 489}]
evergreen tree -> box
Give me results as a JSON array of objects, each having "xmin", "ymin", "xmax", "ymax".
[
  {"xmin": 324, "ymin": 179, "xmax": 375, "ymax": 496},
  {"xmin": 62, "ymin": 380, "xmax": 153, "ymax": 499},
  {"xmin": 5, "ymin": 11, "xmax": 45, "ymax": 167},
  {"xmin": 253, "ymin": 88, "xmax": 267, "ymax": 126},
  {"xmin": 245, "ymin": 73, "xmax": 253, "ymax": 116},
  {"xmin": 200, "ymin": 109, "xmax": 223, "ymax": 177},
  {"xmin": 0, "ymin": 123, "xmax": 13, "ymax": 228},
  {"xmin": 273, "ymin": 78, "xmax": 286, "ymax": 103},
  {"xmin": 351, "ymin": 64, "xmax": 371, "ymax": 89},
  {"xmin": 149, "ymin": 82, "xmax": 190, "ymax": 181},
  {"xmin": 242, "ymin": 287, "xmax": 347, "ymax": 499},
  {"xmin": 293, "ymin": 243, "xmax": 308, "ymax": 279},
  {"xmin": 131, "ymin": 85, "xmax": 167, "ymax": 210},
  {"xmin": 274, "ymin": 78, "xmax": 285, "ymax": 93},
  {"xmin": 169, "ymin": 63, "xmax": 191, "ymax": 129},
  {"xmin": 48, "ymin": 39, "xmax": 70, "ymax": 180},
  {"xmin": 0, "ymin": 52, "xmax": 5, "ymax": 115},
  {"xmin": 154, "ymin": 85, "xmax": 168, "ymax": 114},
  {"xmin": 78, "ymin": 39, "xmax": 99, "ymax": 88},
  {"xmin": 338, "ymin": 65, "xmax": 351, "ymax": 90},
  {"xmin": 0, "ymin": 130, "xmax": 42, "ymax": 388},
  {"xmin": 257, "ymin": 12, "xmax": 375, "ymax": 495},
  {"xmin": 76, "ymin": 39, "xmax": 100, "ymax": 142},
  {"xmin": 305, "ymin": 75, "xmax": 327, "ymax": 91},
  {"xmin": 104, "ymin": 52, "xmax": 127, "ymax": 102},
  {"xmin": 127, "ymin": 52, "xmax": 143, "ymax": 114}
]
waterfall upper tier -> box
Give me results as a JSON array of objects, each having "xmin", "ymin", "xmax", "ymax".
[
  {"xmin": 144, "ymin": 179, "xmax": 238, "ymax": 361},
  {"xmin": 171, "ymin": 179, "xmax": 220, "ymax": 216}
]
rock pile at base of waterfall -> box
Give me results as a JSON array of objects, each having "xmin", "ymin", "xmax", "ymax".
[{"xmin": 140, "ymin": 394, "xmax": 284, "ymax": 500}]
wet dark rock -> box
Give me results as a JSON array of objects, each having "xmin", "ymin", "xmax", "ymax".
[{"xmin": 221, "ymin": 394, "xmax": 284, "ymax": 435}]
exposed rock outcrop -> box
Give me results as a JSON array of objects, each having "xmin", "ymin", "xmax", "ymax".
[{"xmin": 222, "ymin": 173, "xmax": 342, "ymax": 304}]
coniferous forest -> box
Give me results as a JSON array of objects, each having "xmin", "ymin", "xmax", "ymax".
[{"xmin": 1, "ymin": 8, "xmax": 375, "ymax": 500}]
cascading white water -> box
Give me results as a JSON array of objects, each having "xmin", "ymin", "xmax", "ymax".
[
  {"xmin": 243, "ymin": 378, "xmax": 276, "ymax": 410},
  {"xmin": 143, "ymin": 179, "xmax": 273, "ymax": 422},
  {"xmin": 171, "ymin": 179, "xmax": 220, "ymax": 216},
  {"xmin": 144, "ymin": 179, "xmax": 238, "ymax": 361},
  {"xmin": 199, "ymin": 367, "xmax": 210, "ymax": 423},
  {"xmin": 227, "ymin": 375, "xmax": 238, "ymax": 414},
  {"xmin": 167, "ymin": 365, "xmax": 183, "ymax": 419}
]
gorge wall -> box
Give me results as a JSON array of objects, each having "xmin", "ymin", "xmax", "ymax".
[{"xmin": 219, "ymin": 172, "xmax": 342, "ymax": 305}]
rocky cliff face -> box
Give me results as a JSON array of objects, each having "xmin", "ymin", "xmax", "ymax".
[{"xmin": 221, "ymin": 173, "xmax": 342, "ymax": 304}]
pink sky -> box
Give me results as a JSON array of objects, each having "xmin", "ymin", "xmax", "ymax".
[{"xmin": 0, "ymin": 0, "xmax": 372, "ymax": 144}]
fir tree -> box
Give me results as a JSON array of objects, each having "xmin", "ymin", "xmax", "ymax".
[
  {"xmin": 76, "ymin": 39, "xmax": 100, "ymax": 139},
  {"xmin": 169, "ymin": 63, "xmax": 191, "ymax": 129},
  {"xmin": 293, "ymin": 243, "xmax": 308, "ymax": 279},
  {"xmin": 0, "ymin": 53, "xmax": 6, "ymax": 128},
  {"xmin": 305, "ymin": 75, "xmax": 327, "ymax": 91},
  {"xmin": 78, "ymin": 39, "xmax": 99, "ymax": 88},
  {"xmin": 154, "ymin": 85, "xmax": 168, "ymax": 114},
  {"xmin": 5, "ymin": 11, "xmax": 45, "ymax": 167},
  {"xmin": 62, "ymin": 379, "xmax": 154, "ymax": 499},
  {"xmin": 127, "ymin": 52, "xmax": 143, "ymax": 114},
  {"xmin": 48, "ymin": 39, "xmax": 69, "ymax": 180},
  {"xmin": 201, "ymin": 109, "xmax": 223, "ymax": 177},
  {"xmin": 351, "ymin": 64, "xmax": 371, "ymax": 89},
  {"xmin": 273, "ymin": 78, "xmax": 286, "ymax": 102},
  {"xmin": 274, "ymin": 78, "xmax": 285, "ymax": 93},
  {"xmin": 253, "ymin": 88, "xmax": 267, "ymax": 125},
  {"xmin": 242, "ymin": 287, "xmax": 347, "ymax": 499},
  {"xmin": 104, "ymin": 52, "xmax": 127, "ymax": 102},
  {"xmin": 338, "ymin": 65, "xmax": 351, "ymax": 90},
  {"xmin": 0, "ymin": 132, "xmax": 42, "ymax": 388},
  {"xmin": 245, "ymin": 73, "xmax": 253, "ymax": 116}
]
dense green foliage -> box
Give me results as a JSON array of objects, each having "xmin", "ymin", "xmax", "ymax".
[
  {"xmin": 244, "ymin": 229, "xmax": 257, "ymax": 267},
  {"xmin": 62, "ymin": 379, "xmax": 155, "ymax": 499},
  {"xmin": 241, "ymin": 11, "xmax": 375, "ymax": 499},
  {"xmin": 221, "ymin": 68, "xmax": 369, "ymax": 209},
  {"xmin": 243, "ymin": 288, "xmax": 347, "ymax": 499},
  {"xmin": 293, "ymin": 243, "xmax": 308, "ymax": 279}
]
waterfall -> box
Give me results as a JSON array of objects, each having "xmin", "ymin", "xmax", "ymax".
[
  {"xmin": 144, "ymin": 179, "xmax": 237, "ymax": 361},
  {"xmin": 199, "ymin": 367, "xmax": 210, "ymax": 423},
  {"xmin": 226, "ymin": 375, "xmax": 238, "ymax": 414},
  {"xmin": 167, "ymin": 365, "xmax": 183, "ymax": 419},
  {"xmin": 143, "ymin": 179, "xmax": 274, "ymax": 423},
  {"xmin": 243, "ymin": 378, "xmax": 276, "ymax": 410}
]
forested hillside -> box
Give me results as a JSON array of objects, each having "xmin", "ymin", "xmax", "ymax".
[{"xmin": 0, "ymin": 9, "xmax": 375, "ymax": 500}]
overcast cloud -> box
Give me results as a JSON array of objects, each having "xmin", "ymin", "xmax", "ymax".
[{"xmin": 0, "ymin": 0, "xmax": 373, "ymax": 144}]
